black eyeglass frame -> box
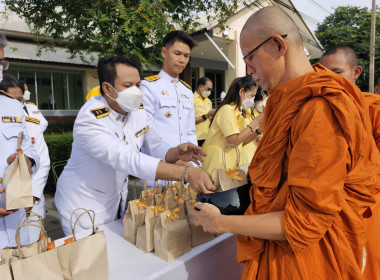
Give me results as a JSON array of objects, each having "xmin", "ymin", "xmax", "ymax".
[{"xmin": 243, "ymin": 34, "xmax": 288, "ymax": 65}]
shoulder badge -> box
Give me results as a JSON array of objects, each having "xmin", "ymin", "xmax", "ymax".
[
  {"xmin": 0, "ymin": 89, "xmax": 13, "ymax": 98},
  {"xmin": 90, "ymin": 106, "xmax": 110, "ymax": 119},
  {"xmin": 179, "ymin": 79, "xmax": 191, "ymax": 90},
  {"xmin": 25, "ymin": 116, "xmax": 40, "ymax": 124},
  {"xmin": 139, "ymin": 103, "xmax": 144, "ymax": 109},
  {"xmin": 26, "ymin": 101, "xmax": 36, "ymax": 105},
  {"xmin": 144, "ymin": 75, "xmax": 160, "ymax": 82}
]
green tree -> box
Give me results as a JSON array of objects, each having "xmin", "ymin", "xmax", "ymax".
[
  {"xmin": 4, "ymin": 0, "xmax": 240, "ymax": 67},
  {"xmin": 315, "ymin": 6, "xmax": 380, "ymax": 91}
]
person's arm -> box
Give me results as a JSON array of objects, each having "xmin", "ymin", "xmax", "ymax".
[
  {"xmin": 192, "ymin": 203, "xmax": 286, "ymax": 240},
  {"xmin": 187, "ymin": 94, "xmax": 199, "ymax": 146},
  {"xmin": 195, "ymin": 115, "xmax": 206, "ymax": 124},
  {"xmin": 227, "ymin": 112, "xmax": 263, "ymax": 146},
  {"xmin": 141, "ymin": 81, "xmax": 156, "ymax": 125}
]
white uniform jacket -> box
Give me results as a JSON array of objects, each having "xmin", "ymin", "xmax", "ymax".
[
  {"xmin": 0, "ymin": 94, "xmax": 40, "ymax": 250},
  {"xmin": 55, "ymin": 95, "xmax": 170, "ymax": 229},
  {"xmin": 23, "ymin": 102, "xmax": 50, "ymax": 201},
  {"xmin": 141, "ymin": 70, "xmax": 197, "ymax": 147}
]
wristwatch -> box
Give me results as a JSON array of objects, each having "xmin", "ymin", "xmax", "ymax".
[{"xmin": 202, "ymin": 115, "xmax": 207, "ymax": 121}]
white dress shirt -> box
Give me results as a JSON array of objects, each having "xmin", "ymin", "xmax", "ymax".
[
  {"xmin": 55, "ymin": 95, "xmax": 170, "ymax": 233},
  {"xmin": 0, "ymin": 94, "xmax": 40, "ymax": 250}
]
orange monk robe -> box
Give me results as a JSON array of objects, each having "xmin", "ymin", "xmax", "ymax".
[
  {"xmin": 363, "ymin": 92, "xmax": 380, "ymax": 280},
  {"xmin": 237, "ymin": 64, "xmax": 380, "ymax": 280}
]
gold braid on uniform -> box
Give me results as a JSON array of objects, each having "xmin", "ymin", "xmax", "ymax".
[{"xmin": 0, "ymin": 89, "xmax": 13, "ymax": 98}]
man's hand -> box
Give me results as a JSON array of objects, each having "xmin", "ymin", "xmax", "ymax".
[
  {"xmin": 0, "ymin": 187, "xmax": 16, "ymax": 218},
  {"xmin": 176, "ymin": 143, "xmax": 206, "ymax": 166},
  {"xmin": 185, "ymin": 166, "xmax": 216, "ymax": 194},
  {"xmin": 191, "ymin": 202, "xmax": 223, "ymax": 234},
  {"xmin": 7, "ymin": 153, "xmax": 33, "ymax": 175}
]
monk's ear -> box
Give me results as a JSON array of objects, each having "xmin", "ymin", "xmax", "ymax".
[
  {"xmin": 353, "ymin": 65, "xmax": 362, "ymax": 81},
  {"xmin": 272, "ymin": 34, "xmax": 287, "ymax": 56}
]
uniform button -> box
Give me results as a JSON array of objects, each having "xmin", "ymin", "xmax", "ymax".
[
  {"xmin": 178, "ymin": 100, "xmax": 181, "ymax": 103},
  {"xmin": 180, "ymin": 133, "xmax": 183, "ymax": 136},
  {"xmin": 179, "ymin": 116, "xmax": 182, "ymax": 120}
]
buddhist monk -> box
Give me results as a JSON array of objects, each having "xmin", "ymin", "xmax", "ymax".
[
  {"xmin": 191, "ymin": 6, "xmax": 380, "ymax": 279},
  {"xmin": 375, "ymin": 77, "xmax": 380, "ymax": 95},
  {"xmin": 320, "ymin": 45, "xmax": 380, "ymax": 280}
]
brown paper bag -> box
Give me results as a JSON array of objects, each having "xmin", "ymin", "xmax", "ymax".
[
  {"xmin": 136, "ymin": 204, "xmax": 166, "ymax": 252},
  {"xmin": 213, "ymin": 144, "xmax": 248, "ymax": 191},
  {"xmin": 10, "ymin": 216, "xmax": 64, "ymax": 280},
  {"xmin": 67, "ymin": 209, "xmax": 109, "ymax": 280},
  {"xmin": 185, "ymin": 200, "xmax": 214, "ymax": 247},
  {"xmin": 123, "ymin": 180, "xmax": 153, "ymax": 244},
  {"xmin": 154, "ymin": 202, "xmax": 191, "ymax": 262},
  {"xmin": 0, "ymin": 258, "xmax": 12, "ymax": 280},
  {"xmin": 1, "ymin": 212, "xmax": 49, "ymax": 260},
  {"xmin": 54, "ymin": 208, "xmax": 108, "ymax": 280},
  {"xmin": 3, "ymin": 131, "xmax": 33, "ymax": 210}
]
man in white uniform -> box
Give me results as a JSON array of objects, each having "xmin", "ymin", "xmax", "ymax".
[
  {"xmin": 0, "ymin": 33, "xmax": 40, "ymax": 249},
  {"xmin": 1, "ymin": 75, "xmax": 51, "ymax": 242},
  {"xmin": 55, "ymin": 56, "xmax": 215, "ymax": 235},
  {"xmin": 141, "ymin": 31, "xmax": 197, "ymax": 147}
]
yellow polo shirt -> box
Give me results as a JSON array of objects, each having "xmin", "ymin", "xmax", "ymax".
[
  {"xmin": 239, "ymin": 108, "xmax": 260, "ymax": 164},
  {"xmin": 194, "ymin": 91, "xmax": 213, "ymax": 140},
  {"xmin": 201, "ymin": 103, "xmax": 243, "ymax": 177}
]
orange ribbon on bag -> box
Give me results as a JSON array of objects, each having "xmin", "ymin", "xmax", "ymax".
[
  {"xmin": 190, "ymin": 199, "xmax": 196, "ymax": 205},
  {"xmin": 225, "ymin": 168, "xmax": 243, "ymax": 181},
  {"xmin": 184, "ymin": 186, "xmax": 195, "ymax": 194},
  {"xmin": 65, "ymin": 237, "xmax": 74, "ymax": 245},
  {"xmin": 166, "ymin": 208, "xmax": 180, "ymax": 221},
  {"xmin": 47, "ymin": 241, "xmax": 55, "ymax": 251},
  {"xmin": 135, "ymin": 198, "xmax": 148, "ymax": 209},
  {"xmin": 146, "ymin": 189, "xmax": 153, "ymax": 196},
  {"xmin": 175, "ymin": 195, "xmax": 185, "ymax": 205},
  {"xmin": 152, "ymin": 204, "xmax": 166, "ymax": 216}
]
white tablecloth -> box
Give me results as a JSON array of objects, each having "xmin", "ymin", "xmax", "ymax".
[{"xmin": 58, "ymin": 219, "xmax": 243, "ymax": 280}]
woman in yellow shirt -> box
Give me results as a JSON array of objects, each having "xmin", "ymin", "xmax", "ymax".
[{"xmin": 201, "ymin": 76, "xmax": 263, "ymax": 176}]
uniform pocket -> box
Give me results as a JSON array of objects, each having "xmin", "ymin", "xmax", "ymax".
[
  {"xmin": 183, "ymin": 100, "xmax": 193, "ymax": 110},
  {"xmin": 2, "ymin": 125, "xmax": 23, "ymax": 140},
  {"xmin": 159, "ymin": 99, "xmax": 177, "ymax": 108}
]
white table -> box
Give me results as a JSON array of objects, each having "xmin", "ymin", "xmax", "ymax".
[{"xmin": 62, "ymin": 219, "xmax": 243, "ymax": 280}]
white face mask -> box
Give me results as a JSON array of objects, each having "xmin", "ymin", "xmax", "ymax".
[
  {"xmin": 255, "ymin": 96, "xmax": 268, "ymax": 113},
  {"xmin": 107, "ymin": 84, "xmax": 143, "ymax": 112},
  {"xmin": 241, "ymin": 94, "xmax": 255, "ymax": 110},
  {"xmin": 202, "ymin": 90, "xmax": 211, "ymax": 98},
  {"xmin": 23, "ymin": 90, "xmax": 31, "ymax": 101},
  {"xmin": 0, "ymin": 65, "xmax": 3, "ymax": 82}
]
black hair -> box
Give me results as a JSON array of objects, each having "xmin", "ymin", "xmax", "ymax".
[
  {"xmin": 162, "ymin": 30, "xmax": 194, "ymax": 50},
  {"xmin": 97, "ymin": 55, "xmax": 140, "ymax": 95},
  {"xmin": 0, "ymin": 74, "xmax": 24, "ymax": 93},
  {"xmin": 253, "ymin": 87, "xmax": 267, "ymax": 102},
  {"xmin": 209, "ymin": 75, "xmax": 256, "ymax": 127},
  {"xmin": 196, "ymin": 77, "xmax": 212, "ymax": 88}
]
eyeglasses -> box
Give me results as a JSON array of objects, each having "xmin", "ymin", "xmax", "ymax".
[
  {"xmin": 243, "ymin": 34, "xmax": 287, "ymax": 67},
  {"xmin": 0, "ymin": 59, "xmax": 9, "ymax": 70}
]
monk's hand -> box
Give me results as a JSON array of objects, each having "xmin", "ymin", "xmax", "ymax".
[
  {"xmin": 176, "ymin": 143, "xmax": 206, "ymax": 166},
  {"xmin": 7, "ymin": 153, "xmax": 32, "ymax": 175},
  {"xmin": 0, "ymin": 187, "xmax": 17, "ymax": 218},
  {"xmin": 191, "ymin": 202, "xmax": 223, "ymax": 234},
  {"xmin": 185, "ymin": 167, "xmax": 216, "ymax": 194}
]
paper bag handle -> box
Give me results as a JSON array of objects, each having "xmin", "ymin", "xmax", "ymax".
[
  {"xmin": 70, "ymin": 208, "xmax": 95, "ymax": 241},
  {"xmin": 17, "ymin": 131, "xmax": 23, "ymax": 150},
  {"xmin": 222, "ymin": 144, "xmax": 240, "ymax": 170}
]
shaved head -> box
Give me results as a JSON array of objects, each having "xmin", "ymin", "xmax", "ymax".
[
  {"xmin": 239, "ymin": 6, "xmax": 313, "ymax": 91},
  {"xmin": 321, "ymin": 45, "xmax": 358, "ymax": 68},
  {"xmin": 241, "ymin": 6, "xmax": 303, "ymax": 49},
  {"xmin": 319, "ymin": 45, "xmax": 362, "ymax": 84}
]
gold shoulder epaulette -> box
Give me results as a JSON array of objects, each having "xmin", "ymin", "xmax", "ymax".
[
  {"xmin": 180, "ymin": 79, "xmax": 191, "ymax": 90},
  {"xmin": 25, "ymin": 116, "xmax": 40, "ymax": 124},
  {"xmin": 139, "ymin": 103, "xmax": 144, "ymax": 109},
  {"xmin": 144, "ymin": 75, "xmax": 160, "ymax": 82},
  {"xmin": 0, "ymin": 89, "xmax": 13, "ymax": 98},
  {"xmin": 26, "ymin": 101, "xmax": 36, "ymax": 105},
  {"xmin": 90, "ymin": 106, "xmax": 110, "ymax": 119}
]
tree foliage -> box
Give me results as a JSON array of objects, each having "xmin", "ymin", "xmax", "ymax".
[
  {"xmin": 4, "ymin": 0, "xmax": 240, "ymax": 67},
  {"xmin": 315, "ymin": 6, "xmax": 380, "ymax": 91}
]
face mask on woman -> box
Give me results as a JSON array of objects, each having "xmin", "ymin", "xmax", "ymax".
[
  {"xmin": 241, "ymin": 93, "xmax": 255, "ymax": 110},
  {"xmin": 107, "ymin": 84, "xmax": 143, "ymax": 112}
]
